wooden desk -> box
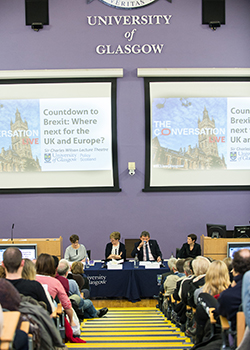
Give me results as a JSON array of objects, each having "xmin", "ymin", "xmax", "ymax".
[
  {"xmin": 200, "ymin": 235, "xmax": 250, "ymax": 260},
  {"xmin": 1, "ymin": 311, "xmax": 20, "ymax": 350},
  {"xmin": 0, "ymin": 237, "xmax": 63, "ymax": 259}
]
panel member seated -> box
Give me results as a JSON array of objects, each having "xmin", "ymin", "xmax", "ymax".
[
  {"xmin": 105, "ymin": 231, "xmax": 126, "ymax": 261},
  {"xmin": 131, "ymin": 231, "xmax": 162, "ymax": 262},
  {"xmin": 178, "ymin": 233, "xmax": 201, "ymax": 259},
  {"xmin": 64, "ymin": 234, "xmax": 88, "ymax": 262}
]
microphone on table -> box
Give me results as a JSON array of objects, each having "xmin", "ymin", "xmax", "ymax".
[
  {"xmin": 76, "ymin": 250, "xmax": 78, "ymax": 255},
  {"xmin": 101, "ymin": 260, "xmax": 107, "ymax": 269},
  {"xmin": 11, "ymin": 223, "xmax": 15, "ymax": 243}
]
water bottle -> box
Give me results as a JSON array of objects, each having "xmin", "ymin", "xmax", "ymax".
[
  {"xmin": 85, "ymin": 257, "xmax": 90, "ymax": 269},
  {"xmin": 134, "ymin": 254, "xmax": 139, "ymax": 268}
]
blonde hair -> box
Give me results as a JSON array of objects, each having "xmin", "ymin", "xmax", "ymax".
[
  {"xmin": 203, "ymin": 260, "xmax": 230, "ymax": 296},
  {"xmin": 168, "ymin": 258, "xmax": 177, "ymax": 270},
  {"xmin": 223, "ymin": 257, "xmax": 232, "ymax": 269},
  {"xmin": 192, "ymin": 256, "xmax": 211, "ymax": 276},
  {"xmin": 22, "ymin": 258, "xmax": 36, "ymax": 280},
  {"xmin": 110, "ymin": 231, "xmax": 120, "ymax": 240}
]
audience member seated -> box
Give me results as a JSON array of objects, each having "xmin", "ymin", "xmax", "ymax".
[
  {"xmin": 192, "ymin": 250, "xmax": 250, "ymax": 349},
  {"xmin": 192, "ymin": 260, "xmax": 230, "ymax": 343},
  {"xmin": 3, "ymin": 247, "xmax": 52, "ymax": 314},
  {"xmin": 163, "ymin": 259, "xmax": 185, "ymax": 297},
  {"xmin": 168, "ymin": 258, "xmax": 194, "ymax": 326},
  {"xmin": 181, "ymin": 256, "xmax": 211, "ymax": 308},
  {"xmin": 216, "ymin": 249, "xmax": 250, "ymax": 333},
  {"xmin": 159, "ymin": 258, "xmax": 176, "ymax": 295},
  {"xmin": 167, "ymin": 257, "xmax": 209, "ymax": 339},
  {"xmin": 173, "ymin": 258, "xmax": 193, "ymax": 302},
  {"xmin": 0, "ymin": 278, "xmax": 29, "ymax": 350},
  {"xmin": 70, "ymin": 261, "xmax": 90, "ymax": 299},
  {"xmin": 22, "ymin": 258, "xmax": 55, "ymax": 312},
  {"xmin": 35, "ymin": 253, "xmax": 76, "ymax": 326},
  {"xmin": 238, "ymin": 268, "xmax": 250, "ymax": 350},
  {"xmin": 178, "ymin": 234, "xmax": 201, "ymax": 259},
  {"xmin": 64, "ymin": 234, "xmax": 88, "ymax": 262},
  {"xmin": 105, "ymin": 231, "xmax": 126, "ymax": 261},
  {"xmin": 131, "ymin": 231, "xmax": 162, "ymax": 262},
  {"xmin": 57, "ymin": 259, "xmax": 108, "ymax": 319},
  {"xmin": 223, "ymin": 256, "xmax": 233, "ymax": 282},
  {"xmin": 195, "ymin": 260, "xmax": 230, "ymax": 304},
  {"xmin": 55, "ymin": 264, "xmax": 70, "ymax": 296},
  {"xmin": 21, "ymin": 258, "xmax": 36, "ymax": 281},
  {"xmin": 0, "ymin": 304, "xmax": 2, "ymax": 337},
  {"xmin": 0, "ymin": 278, "xmax": 66, "ymax": 350},
  {"xmin": 155, "ymin": 258, "xmax": 176, "ymax": 310}
]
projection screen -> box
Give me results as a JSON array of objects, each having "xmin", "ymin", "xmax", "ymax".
[
  {"xmin": 0, "ymin": 69, "xmax": 121, "ymax": 193},
  {"xmin": 141, "ymin": 69, "xmax": 250, "ymax": 191}
]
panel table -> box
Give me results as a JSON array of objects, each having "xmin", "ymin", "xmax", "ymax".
[{"xmin": 85, "ymin": 261, "xmax": 169, "ymax": 302}]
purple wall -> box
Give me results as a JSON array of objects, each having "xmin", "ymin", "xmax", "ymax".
[{"xmin": 0, "ymin": 0, "xmax": 250, "ymax": 259}]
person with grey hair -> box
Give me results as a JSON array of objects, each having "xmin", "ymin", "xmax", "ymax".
[
  {"xmin": 57, "ymin": 259, "xmax": 85, "ymax": 298},
  {"xmin": 163, "ymin": 259, "xmax": 185, "ymax": 297},
  {"xmin": 173, "ymin": 258, "xmax": 194, "ymax": 302},
  {"xmin": 56, "ymin": 259, "xmax": 108, "ymax": 319},
  {"xmin": 57, "ymin": 259, "xmax": 70, "ymax": 275},
  {"xmin": 181, "ymin": 256, "xmax": 211, "ymax": 308},
  {"xmin": 168, "ymin": 257, "xmax": 177, "ymax": 270}
]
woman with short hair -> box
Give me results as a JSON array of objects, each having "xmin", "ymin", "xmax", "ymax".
[
  {"xmin": 105, "ymin": 231, "xmax": 126, "ymax": 261},
  {"xmin": 178, "ymin": 234, "xmax": 201, "ymax": 259},
  {"xmin": 64, "ymin": 234, "xmax": 88, "ymax": 262}
]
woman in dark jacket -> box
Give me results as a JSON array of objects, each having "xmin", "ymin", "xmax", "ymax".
[
  {"xmin": 105, "ymin": 231, "xmax": 126, "ymax": 261},
  {"xmin": 178, "ymin": 234, "xmax": 201, "ymax": 259}
]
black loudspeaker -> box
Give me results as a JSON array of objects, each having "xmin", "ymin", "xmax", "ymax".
[
  {"xmin": 202, "ymin": 0, "xmax": 225, "ymax": 25},
  {"xmin": 25, "ymin": 0, "xmax": 49, "ymax": 26}
]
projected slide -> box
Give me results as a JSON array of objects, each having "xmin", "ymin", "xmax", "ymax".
[
  {"xmin": 144, "ymin": 79, "xmax": 250, "ymax": 191},
  {"xmin": 0, "ymin": 98, "xmax": 112, "ymax": 172},
  {"xmin": 0, "ymin": 79, "xmax": 119, "ymax": 192}
]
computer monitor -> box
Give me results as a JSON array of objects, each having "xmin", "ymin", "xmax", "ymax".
[
  {"xmin": 0, "ymin": 244, "xmax": 37, "ymax": 262},
  {"xmin": 206, "ymin": 224, "xmax": 227, "ymax": 238},
  {"xmin": 233, "ymin": 225, "xmax": 250, "ymax": 238},
  {"xmin": 227, "ymin": 242, "xmax": 250, "ymax": 259}
]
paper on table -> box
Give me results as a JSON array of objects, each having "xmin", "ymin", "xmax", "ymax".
[
  {"xmin": 140, "ymin": 261, "xmax": 160, "ymax": 269},
  {"xmin": 107, "ymin": 262, "xmax": 123, "ymax": 269}
]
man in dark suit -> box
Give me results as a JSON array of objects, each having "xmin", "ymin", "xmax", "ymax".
[{"xmin": 131, "ymin": 231, "xmax": 162, "ymax": 262}]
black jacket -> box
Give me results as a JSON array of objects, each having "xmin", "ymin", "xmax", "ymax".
[
  {"xmin": 131, "ymin": 239, "xmax": 162, "ymax": 261},
  {"xmin": 178, "ymin": 242, "xmax": 201, "ymax": 259},
  {"xmin": 105, "ymin": 242, "xmax": 126, "ymax": 261}
]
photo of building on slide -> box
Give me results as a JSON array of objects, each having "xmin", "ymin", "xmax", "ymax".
[
  {"xmin": 0, "ymin": 102, "xmax": 41, "ymax": 172},
  {"xmin": 152, "ymin": 98, "xmax": 227, "ymax": 170}
]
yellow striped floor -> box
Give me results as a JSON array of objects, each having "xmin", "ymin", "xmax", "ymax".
[{"xmin": 67, "ymin": 307, "xmax": 193, "ymax": 350}]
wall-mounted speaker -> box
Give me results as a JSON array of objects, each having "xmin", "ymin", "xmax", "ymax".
[
  {"xmin": 25, "ymin": 0, "xmax": 49, "ymax": 26},
  {"xmin": 202, "ymin": 0, "xmax": 225, "ymax": 25}
]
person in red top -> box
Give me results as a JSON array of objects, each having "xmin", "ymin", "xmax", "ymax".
[
  {"xmin": 35, "ymin": 253, "xmax": 76, "ymax": 327},
  {"xmin": 56, "ymin": 259, "xmax": 108, "ymax": 318}
]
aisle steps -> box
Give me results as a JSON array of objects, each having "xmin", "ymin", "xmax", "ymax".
[{"xmin": 67, "ymin": 307, "xmax": 193, "ymax": 350}]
